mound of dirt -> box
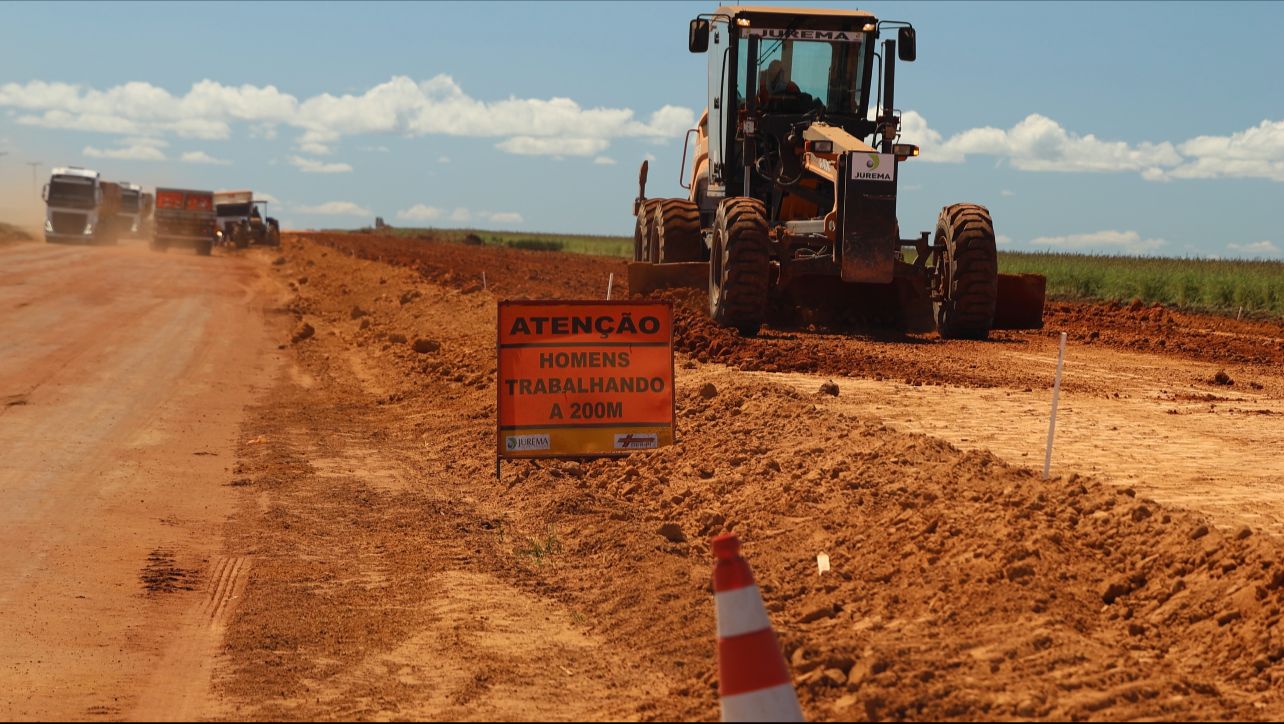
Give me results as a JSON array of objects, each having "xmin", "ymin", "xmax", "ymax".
[
  {"xmin": 303, "ymin": 231, "xmax": 1284, "ymax": 386},
  {"xmin": 219, "ymin": 234, "xmax": 1284, "ymax": 721}
]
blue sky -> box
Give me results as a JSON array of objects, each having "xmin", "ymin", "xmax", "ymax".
[{"xmin": 1, "ymin": 1, "xmax": 1282, "ymax": 258}]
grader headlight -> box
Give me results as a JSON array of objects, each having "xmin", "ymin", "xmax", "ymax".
[{"xmin": 893, "ymin": 143, "xmax": 919, "ymax": 161}]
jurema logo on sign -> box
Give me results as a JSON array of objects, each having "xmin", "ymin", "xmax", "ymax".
[
  {"xmin": 851, "ymin": 153, "xmax": 895, "ymax": 182},
  {"xmin": 506, "ymin": 434, "xmax": 550, "ymax": 452}
]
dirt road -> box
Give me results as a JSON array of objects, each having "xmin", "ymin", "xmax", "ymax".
[
  {"xmin": 0, "ymin": 240, "xmax": 280, "ymax": 720},
  {"xmin": 6, "ymin": 230, "xmax": 1284, "ymax": 721}
]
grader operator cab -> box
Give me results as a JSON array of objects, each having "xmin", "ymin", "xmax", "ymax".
[{"xmin": 631, "ymin": 5, "xmax": 1045, "ymax": 337}]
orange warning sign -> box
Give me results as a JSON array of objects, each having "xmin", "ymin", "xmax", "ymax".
[{"xmin": 497, "ymin": 300, "xmax": 674, "ymax": 458}]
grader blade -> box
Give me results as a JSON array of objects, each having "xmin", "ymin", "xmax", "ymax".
[
  {"xmin": 627, "ymin": 261, "xmax": 709, "ymax": 296},
  {"xmin": 992, "ymin": 273, "xmax": 1047, "ymax": 330}
]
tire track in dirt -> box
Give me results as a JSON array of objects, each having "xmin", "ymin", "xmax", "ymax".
[{"xmin": 130, "ymin": 557, "xmax": 251, "ymax": 722}]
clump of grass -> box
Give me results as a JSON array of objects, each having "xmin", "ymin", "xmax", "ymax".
[
  {"xmin": 506, "ymin": 239, "xmax": 564, "ymax": 252},
  {"xmin": 515, "ymin": 527, "xmax": 563, "ymax": 567}
]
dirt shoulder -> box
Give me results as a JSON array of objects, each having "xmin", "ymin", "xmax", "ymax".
[{"xmin": 214, "ymin": 235, "xmax": 1284, "ymax": 721}]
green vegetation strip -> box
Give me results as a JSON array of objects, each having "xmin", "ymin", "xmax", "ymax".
[
  {"xmin": 348, "ymin": 227, "xmax": 1284, "ymax": 318},
  {"xmin": 380, "ymin": 227, "xmax": 632, "ymax": 258},
  {"xmin": 1000, "ymin": 251, "xmax": 1284, "ymax": 317}
]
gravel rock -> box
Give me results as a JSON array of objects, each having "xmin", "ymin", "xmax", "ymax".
[
  {"xmin": 1101, "ymin": 580, "xmax": 1132, "ymax": 604},
  {"xmin": 291, "ymin": 323, "xmax": 315, "ymax": 343},
  {"xmin": 800, "ymin": 604, "xmax": 837, "ymax": 623},
  {"xmin": 412, "ymin": 338, "xmax": 440, "ymax": 354},
  {"xmin": 658, "ymin": 522, "xmax": 686, "ymax": 543}
]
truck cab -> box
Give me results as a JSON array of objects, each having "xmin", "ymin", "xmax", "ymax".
[
  {"xmin": 42, "ymin": 167, "xmax": 102, "ymax": 244},
  {"xmin": 117, "ymin": 183, "xmax": 143, "ymax": 238}
]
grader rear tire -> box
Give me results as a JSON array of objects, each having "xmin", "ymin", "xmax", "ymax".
[
  {"xmin": 709, "ymin": 198, "xmax": 770, "ymax": 337},
  {"xmin": 633, "ymin": 199, "xmax": 662, "ymax": 262},
  {"xmin": 933, "ymin": 203, "xmax": 998, "ymax": 339},
  {"xmin": 653, "ymin": 199, "xmax": 704, "ymax": 262}
]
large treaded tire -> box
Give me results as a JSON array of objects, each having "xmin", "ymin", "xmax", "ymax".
[
  {"xmin": 633, "ymin": 199, "xmax": 661, "ymax": 262},
  {"xmin": 933, "ymin": 203, "xmax": 998, "ymax": 339},
  {"xmin": 709, "ymin": 197, "xmax": 770, "ymax": 337},
  {"xmin": 653, "ymin": 199, "xmax": 704, "ymax": 262}
]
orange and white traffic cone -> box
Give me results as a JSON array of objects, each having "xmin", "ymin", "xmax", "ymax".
[{"xmin": 712, "ymin": 533, "xmax": 804, "ymax": 722}]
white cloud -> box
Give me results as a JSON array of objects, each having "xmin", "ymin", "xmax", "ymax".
[
  {"xmin": 906, "ymin": 112, "xmax": 1284, "ymax": 183},
  {"xmin": 1161, "ymin": 119, "xmax": 1284, "ymax": 182},
  {"xmin": 358, "ymin": 145, "xmax": 390, "ymax": 153},
  {"xmin": 249, "ymin": 123, "xmax": 278, "ymax": 140},
  {"xmin": 297, "ymin": 141, "xmax": 332, "ymax": 155},
  {"xmin": 396, "ymin": 204, "xmax": 522, "ymax": 226},
  {"xmin": 181, "ymin": 150, "xmax": 230, "ymax": 165},
  {"xmin": 397, "ymin": 204, "xmax": 444, "ymax": 221},
  {"xmin": 293, "ymin": 201, "xmax": 371, "ymax": 216},
  {"xmin": 996, "ymin": 234, "xmax": 1015, "ymax": 247},
  {"xmin": 495, "ymin": 136, "xmax": 609, "ymax": 157},
  {"xmin": 911, "ymin": 112, "xmax": 1182, "ymax": 174},
  {"xmin": 83, "ymin": 137, "xmax": 167, "ymax": 161},
  {"xmin": 1227, "ymin": 240, "xmax": 1280, "ymax": 257},
  {"xmin": 487, "ymin": 211, "xmax": 523, "ymax": 224},
  {"xmin": 1028, "ymin": 230, "xmax": 1166, "ymax": 255},
  {"xmin": 1000, "ymin": 189, "xmax": 1015, "ymax": 197},
  {"xmin": 437, "ymin": 155, "xmax": 450, "ymax": 164},
  {"xmin": 25, "ymin": 74, "xmax": 1284, "ymax": 184},
  {"xmin": 593, "ymin": 156, "xmax": 617, "ymax": 165},
  {"xmin": 288, "ymin": 155, "xmax": 352, "ymax": 173},
  {"xmin": 0, "ymin": 75, "xmax": 694, "ymax": 159}
]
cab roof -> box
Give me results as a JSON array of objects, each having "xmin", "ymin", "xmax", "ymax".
[
  {"xmin": 714, "ymin": 6, "xmax": 876, "ymax": 21},
  {"xmin": 51, "ymin": 166, "xmax": 99, "ymax": 180}
]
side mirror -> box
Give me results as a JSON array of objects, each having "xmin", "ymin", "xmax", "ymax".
[
  {"xmin": 898, "ymin": 27, "xmax": 916, "ymax": 62},
  {"xmin": 689, "ymin": 18, "xmax": 710, "ymax": 53},
  {"xmin": 41, "ymin": 183, "xmax": 49, "ymax": 202}
]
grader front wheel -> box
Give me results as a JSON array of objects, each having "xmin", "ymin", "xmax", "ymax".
[
  {"xmin": 709, "ymin": 198, "xmax": 770, "ymax": 337},
  {"xmin": 933, "ymin": 203, "xmax": 998, "ymax": 340}
]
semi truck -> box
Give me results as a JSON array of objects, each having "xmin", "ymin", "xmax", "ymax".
[
  {"xmin": 151, "ymin": 188, "xmax": 217, "ymax": 256},
  {"xmin": 117, "ymin": 182, "xmax": 143, "ymax": 239},
  {"xmin": 42, "ymin": 167, "xmax": 118, "ymax": 245}
]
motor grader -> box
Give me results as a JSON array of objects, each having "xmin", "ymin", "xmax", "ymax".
[
  {"xmin": 215, "ymin": 191, "xmax": 281, "ymax": 249},
  {"xmin": 631, "ymin": 5, "xmax": 1044, "ymax": 338}
]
